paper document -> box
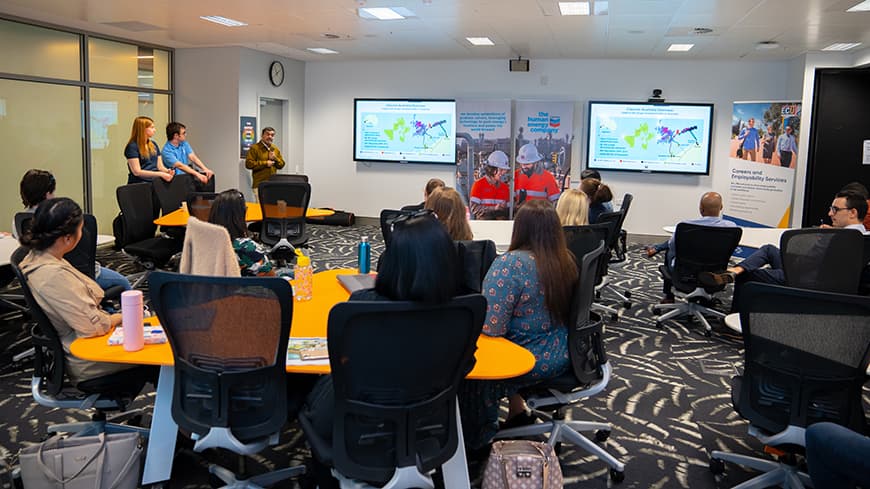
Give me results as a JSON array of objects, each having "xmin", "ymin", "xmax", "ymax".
[{"xmin": 287, "ymin": 337, "xmax": 329, "ymax": 366}]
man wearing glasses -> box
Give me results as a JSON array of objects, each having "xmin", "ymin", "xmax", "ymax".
[{"xmin": 700, "ymin": 189, "xmax": 868, "ymax": 289}]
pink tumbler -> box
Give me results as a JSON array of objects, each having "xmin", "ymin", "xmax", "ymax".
[{"xmin": 121, "ymin": 290, "xmax": 144, "ymax": 351}]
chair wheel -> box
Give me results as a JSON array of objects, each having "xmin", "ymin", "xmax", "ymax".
[
  {"xmin": 595, "ymin": 429, "xmax": 610, "ymax": 442},
  {"xmin": 704, "ymin": 329, "xmax": 712, "ymax": 338},
  {"xmin": 709, "ymin": 457, "xmax": 725, "ymax": 475},
  {"xmin": 656, "ymin": 321, "xmax": 663, "ymax": 329},
  {"xmin": 624, "ymin": 291, "xmax": 631, "ymax": 299},
  {"xmin": 553, "ymin": 442, "xmax": 562, "ymax": 454},
  {"xmin": 595, "ymin": 291, "xmax": 601, "ymax": 299},
  {"xmin": 623, "ymin": 301, "xmax": 632, "ymax": 309},
  {"xmin": 652, "ymin": 307, "xmax": 661, "ymax": 314},
  {"xmin": 610, "ymin": 468, "xmax": 625, "ymax": 483},
  {"xmin": 610, "ymin": 313, "xmax": 619, "ymax": 322}
]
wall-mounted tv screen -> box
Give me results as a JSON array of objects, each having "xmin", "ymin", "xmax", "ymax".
[
  {"xmin": 354, "ymin": 98, "xmax": 456, "ymax": 164},
  {"xmin": 586, "ymin": 101, "xmax": 714, "ymax": 175}
]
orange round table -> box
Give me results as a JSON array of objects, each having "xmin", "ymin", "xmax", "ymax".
[{"xmin": 153, "ymin": 202, "xmax": 334, "ymax": 226}]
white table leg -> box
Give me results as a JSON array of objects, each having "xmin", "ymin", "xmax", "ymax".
[
  {"xmin": 142, "ymin": 365, "xmax": 178, "ymax": 485},
  {"xmin": 440, "ymin": 399, "xmax": 471, "ymax": 488}
]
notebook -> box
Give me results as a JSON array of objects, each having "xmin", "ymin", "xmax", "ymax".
[{"xmin": 337, "ymin": 274, "xmax": 376, "ymax": 293}]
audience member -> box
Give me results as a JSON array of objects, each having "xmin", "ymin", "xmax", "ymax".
[
  {"xmin": 556, "ymin": 188, "xmax": 590, "ymax": 226},
  {"xmin": 459, "ymin": 199, "xmax": 578, "ymax": 452},
  {"xmin": 581, "ymin": 169, "xmax": 613, "ymax": 212},
  {"xmin": 403, "ymin": 177, "xmax": 446, "ymax": 211},
  {"xmin": 301, "ymin": 212, "xmax": 461, "ymax": 488},
  {"xmin": 17, "ymin": 198, "xmax": 156, "ymax": 386},
  {"xmin": 658, "ymin": 192, "xmax": 736, "ymax": 303},
  {"xmin": 162, "ymin": 122, "xmax": 215, "ymax": 191},
  {"xmin": 580, "ymin": 177, "xmax": 613, "ymax": 223},
  {"xmin": 245, "ymin": 127, "xmax": 285, "ymax": 200},
  {"xmin": 514, "ymin": 143, "xmax": 561, "ymax": 205},
  {"xmin": 839, "ymin": 181, "xmax": 870, "ymax": 230},
  {"xmin": 806, "ymin": 422, "xmax": 870, "ymax": 489},
  {"xmin": 469, "ymin": 151, "xmax": 510, "ymax": 220},
  {"xmin": 15, "ymin": 169, "xmax": 131, "ymax": 292},
  {"xmin": 125, "ymin": 116, "xmax": 173, "ymax": 184},
  {"xmin": 426, "ymin": 186, "xmax": 473, "ymax": 240}
]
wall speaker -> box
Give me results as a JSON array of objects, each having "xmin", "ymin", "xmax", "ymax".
[{"xmin": 509, "ymin": 58, "xmax": 529, "ymax": 72}]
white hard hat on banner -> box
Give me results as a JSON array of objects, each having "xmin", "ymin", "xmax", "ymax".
[
  {"xmin": 486, "ymin": 150, "xmax": 510, "ymax": 169},
  {"xmin": 516, "ymin": 143, "xmax": 543, "ymax": 164}
]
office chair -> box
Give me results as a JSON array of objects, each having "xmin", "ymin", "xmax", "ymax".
[
  {"xmin": 10, "ymin": 247, "xmax": 149, "ymax": 437},
  {"xmin": 115, "ymin": 183, "xmax": 182, "ymax": 288},
  {"xmin": 709, "ymin": 282, "xmax": 870, "ymax": 488},
  {"xmin": 186, "ymin": 192, "xmax": 218, "ymax": 222},
  {"xmin": 494, "ymin": 241, "xmax": 626, "ymax": 483},
  {"xmin": 454, "ymin": 239, "xmax": 497, "ymax": 294},
  {"xmin": 860, "ymin": 235, "xmax": 870, "ymax": 295},
  {"xmin": 268, "ymin": 173, "xmax": 309, "ymax": 183},
  {"xmin": 378, "ymin": 208, "xmax": 415, "ymax": 249},
  {"xmin": 148, "ymin": 271, "xmax": 305, "ymax": 488},
  {"xmin": 780, "ymin": 227, "xmax": 864, "ymax": 293},
  {"xmin": 563, "ymin": 224, "xmax": 616, "ymax": 321},
  {"xmin": 595, "ymin": 210, "xmax": 633, "ymax": 311},
  {"xmin": 258, "ymin": 180, "xmax": 311, "ymax": 260},
  {"xmin": 610, "ymin": 193, "xmax": 633, "ymax": 264},
  {"xmin": 653, "ymin": 223, "xmax": 742, "ymax": 336},
  {"xmin": 299, "ymin": 295, "xmax": 486, "ymax": 489},
  {"xmin": 153, "ymin": 174, "xmax": 194, "ymax": 240}
]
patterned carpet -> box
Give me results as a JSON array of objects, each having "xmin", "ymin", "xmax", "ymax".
[{"xmin": 0, "ymin": 223, "xmax": 865, "ymax": 488}]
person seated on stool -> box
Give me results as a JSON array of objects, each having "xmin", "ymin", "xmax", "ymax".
[
  {"xmin": 301, "ymin": 211, "xmax": 461, "ymax": 488},
  {"xmin": 458, "ymin": 199, "xmax": 578, "ymax": 455},
  {"xmin": 658, "ymin": 192, "xmax": 736, "ymax": 304},
  {"xmin": 17, "ymin": 198, "xmax": 157, "ymax": 387}
]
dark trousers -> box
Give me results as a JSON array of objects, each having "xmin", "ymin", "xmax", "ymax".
[
  {"xmin": 806, "ymin": 422, "xmax": 870, "ymax": 489},
  {"xmin": 780, "ymin": 151, "xmax": 793, "ymax": 168},
  {"xmin": 732, "ymin": 245, "xmax": 786, "ymax": 311}
]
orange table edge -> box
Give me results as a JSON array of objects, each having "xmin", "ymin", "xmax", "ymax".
[{"xmin": 153, "ymin": 203, "xmax": 334, "ymax": 227}]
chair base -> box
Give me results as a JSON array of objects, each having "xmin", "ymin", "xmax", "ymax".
[
  {"xmin": 333, "ymin": 465, "xmax": 435, "ymax": 489},
  {"xmin": 710, "ymin": 450, "xmax": 811, "ymax": 489},
  {"xmin": 48, "ymin": 409, "xmax": 150, "ymax": 438},
  {"xmin": 210, "ymin": 463, "xmax": 305, "ymax": 489},
  {"xmin": 654, "ymin": 300, "xmax": 725, "ymax": 335}
]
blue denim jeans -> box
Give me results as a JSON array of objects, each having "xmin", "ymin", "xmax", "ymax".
[
  {"xmin": 95, "ymin": 266, "xmax": 132, "ymax": 291},
  {"xmin": 806, "ymin": 422, "xmax": 870, "ymax": 489}
]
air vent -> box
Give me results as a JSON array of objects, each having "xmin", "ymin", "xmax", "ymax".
[
  {"xmin": 320, "ymin": 33, "xmax": 354, "ymax": 40},
  {"xmin": 692, "ymin": 27, "xmax": 714, "ymax": 35},
  {"xmin": 100, "ymin": 21, "xmax": 164, "ymax": 32}
]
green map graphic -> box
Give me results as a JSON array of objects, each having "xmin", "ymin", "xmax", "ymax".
[
  {"xmin": 624, "ymin": 123, "xmax": 655, "ymax": 150},
  {"xmin": 383, "ymin": 118, "xmax": 411, "ymax": 142}
]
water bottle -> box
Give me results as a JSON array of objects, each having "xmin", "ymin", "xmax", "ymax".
[
  {"xmin": 358, "ymin": 236, "xmax": 371, "ymax": 274},
  {"xmin": 121, "ymin": 290, "xmax": 144, "ymax": 352},
  {"xmin": 294, "ymin": 249, "xmax": 313, "ymax": 301}
]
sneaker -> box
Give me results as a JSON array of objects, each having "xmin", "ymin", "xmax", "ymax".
[{"xmin": 699, "ymin": 271, "xmax": 735, "ymax": 287}]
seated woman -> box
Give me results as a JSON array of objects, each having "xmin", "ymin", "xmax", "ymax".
[
  {"xmin": 208, "ymin": 189, "xmax": 289, "ymax": 277},
  {"xmin": 425, "ymin": 186, "xmax": 473, "ymax": 241},
  {"xmin": 17, "ymin": 198, "xmax": 155, "ymax": 386},
  {"xmin": 459, "ymin": 199, "xmax": 578, "ymax": 452},
  {"xmin": 580, "ymin": 177, "xmax": 613, "ymax": 224},
  {"xmin": 302, "ymin": 213, "xmax": 460, "ymax": 488},
  {"xmin": 556, "ymin": 188, "xmax": 590, "ymax": 226}
]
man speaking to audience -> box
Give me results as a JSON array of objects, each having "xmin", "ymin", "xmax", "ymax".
[{"xmin": 245, "ymin": 127, "xmax": 285, "ymax": 200}]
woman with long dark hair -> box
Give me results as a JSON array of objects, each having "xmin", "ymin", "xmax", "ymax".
[{"xmin": 208, "ymin": 189, "xmax": 285, "ymax": 277}]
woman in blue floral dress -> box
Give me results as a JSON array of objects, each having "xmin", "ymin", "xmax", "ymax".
[{"xmin": 460, "ymin": 199, "xmax": 579, "ymax": 450}]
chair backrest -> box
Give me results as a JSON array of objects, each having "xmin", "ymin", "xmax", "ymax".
[
  {"xmin": 268, "ymin": 173, "xmax": 309, "ymax": 183},
  {"xmin": 738, "ymin": 282, "xmax": 870, "ymax": 436},
  {"xmin": 780, "ymin": 228, "xmax": 864, "ymax": 294},
  {"xmin": 115, "ymin": 183, "xmax": 159, "ymax": 246},
  {"xmin": 379, "ymin": 209, "xmax": 415, "ymax": 249},
  {"xmin": 327, "ymin": 295, "xmax": 486, "ymax": 485},
  {"xmin": 618, "ymin": 193, "xmax": 633, "ymax": 216},
  {"xmin": 10, "ymin": 246, "xmax": 67, "ymax": 395},
  {"xmin": 454, "ymin": 239, "xmax": 497, "ymax": 294},
  {"xmin": 61, "ymin": 214, "xmax": 98, "ymax": 279},
  {"xmin": 672, "ymin": 223, "xmax": 742, "ymax": 291},
  {"xmin": 14, "ymin": 212, "xmax": 33, "ymax": 239},
  {"xmin": 153, "ymin": 174, "xmax": 194, "ymax": 217},
  {"xmin": 595, "ymin": 211, "xmax": 623, "ymax": 251},
  {"xmin": 564, "ymin": 223, "xmax": 610, "ymax": 284},
  {"xmin": 148, "ymin": 271, "xmax": 292, "ymax": 442},
  {"xmin": 186, "ymin": 192, "xmax": 217, "ymax": 222},
  {"xmin": 566, "ymin": 240, "xmax": 608, "ymax": 386},
  {"xmin": 860, "ymin": 235, "xmax": 870, "ymax": 295},
  {"xmin": 258, "ymin": 180, "xmax": 311, "ymax": 248}
]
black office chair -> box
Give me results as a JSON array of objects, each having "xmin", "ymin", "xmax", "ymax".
[
  {"xmin": 454, "ymin": 239, "xmax": 497, "ymax": 294},
  {"xmin": 595, "ymin": 210, "xmax": 633, "ymax": 311},
  {"xmin": 378, "ymin": 208, "xmax": 416, "ymax": 250},
  {"xmin": 494, "ymin": 241, "xmax": 626, "ymax": 483},
  {"xmin": 115, "ymin": 183, "xmax": 182, "ymax": 288},
  {"xmin": 780, "ymin": 228, "xmax": 864, "ymax": 293},
  {"xmin": 610, "ymin": 193, "xmax": 633, "ymax": 263},
  {"xmin": 299, "ymin": 295, "xmax": 486, "ymax": 488},
  {"xmin": 709, "ymin": 282, "xmax": 870, "ymax": 488},
  {"xmin": 859, "ymin": 235, "xmax": 870, "ymax": 295},
  {"xmin": 268, "ymin": 173, "xmax": 309, "ymax": 183},
  {"xmin": 186, "ymin": 192, "xmax": 218, "ymax": 222},
  {"xmin": 258, "ymin": 180, "xmax": 311, "ymax": 260},
  {"xmin": 654, "ymin": 223, "xmax": 742, "ymax": 336},
  {"xmin": 148, "ymin": 271, "xmax": 305, "ymax": 488},
  {"xmin": 10, "ymin": 247, "xmax": 149, "ymax": 437},
  {"xmin": 153, "ymin": 174, "xmax": 194, "ymax": 240}
]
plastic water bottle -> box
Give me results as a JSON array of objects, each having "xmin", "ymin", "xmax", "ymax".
[
  {"xmin": 294, "ymin": 250, "xmax": 313, "ymax": 301},
  {"xmin": 358, "ymin": 236, "xmax": 371, "ymax": 274},
  {"xmin": 121, "ymin": 290, "xmax": 144, "ymax": 352}
]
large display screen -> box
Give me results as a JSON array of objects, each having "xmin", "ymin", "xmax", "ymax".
[
  {"xmin": 354, "ymin": 99, "xmax": 456, "ymax": 164},
  {"xmin": 586, "ymin": 101, "xmax": 714, "ymax": 175}
]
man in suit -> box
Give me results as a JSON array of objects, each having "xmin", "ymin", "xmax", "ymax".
[{"xmin": 245, "ymin": 127, "xmax": 286, "ymax": 200}]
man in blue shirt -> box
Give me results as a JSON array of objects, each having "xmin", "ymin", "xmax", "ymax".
[
  {"xmin": 776, "ymin": 125, "xmax": 798, "ymax": 168},
  {"xmin": 162, "ymin": 122, "xmax": 215, "ymax": 191},
  {"xmin": 738, "ymin": 118, "xmax": 760, "ymax": 162}
]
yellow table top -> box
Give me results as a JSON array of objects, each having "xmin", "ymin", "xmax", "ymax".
[
  {"xmin": 154, "ymin": 202, "xmax": 334, "ymax": 226},
  {"xmin": 70, "ymin": 269, "xmax": 536, "ymax": 380}
]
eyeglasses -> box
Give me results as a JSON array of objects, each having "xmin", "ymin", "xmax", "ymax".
[
  {"xmin": 829, "ymin": 205, "xmax": 853, "ymax": 214},
  {"xmin": 389, "ymin": 208, "xmax": 436, "ymax": 231}
]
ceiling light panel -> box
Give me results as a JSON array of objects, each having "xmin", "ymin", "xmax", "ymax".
[
  {"xmin": 199, "ymin": 16, "xmax": 247, "ymax": 27},
  {"xmin": 559, "ymin": 2, "xmax": 591, "ymax": 16},
  {"xmin": 466, "ymin": 37, "xmax": 495, "ymax": 46},
  {"xmin": 822, "ymin": 42, "xmax": 861, "ymax": 51},
  {"xmin": 307, "ymin": 47, "xmax": 339, "ymax": 54},
  {"xmin": 358, "ymin": 7, "xmax": 406, "ymax": 20},
  {"xmin": 846, "ymin": 1, "xmax": 870, "ymax": 12},
  {"xmin": 667, "ymin": 43, "xmax": 694, "ymax": 52}
]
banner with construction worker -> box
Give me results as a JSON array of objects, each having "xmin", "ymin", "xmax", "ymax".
[
  {"xmin": 456, "ymin": 99, "xmax": 513, "ymax": 220},
  {"xmin": 514, "ymin": 101, "xmax": 574, "ymax": 210}
]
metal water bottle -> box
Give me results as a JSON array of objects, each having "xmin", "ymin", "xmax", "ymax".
[
  {"xmin": 358, "ymin": 236, "xmax": 371, "ymax": 274},
  {"xmin": 121, "ymin": 290, "xmax": 144, "ymax": 352}
]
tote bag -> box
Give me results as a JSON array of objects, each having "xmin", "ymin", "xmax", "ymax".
[{"xmin": 20, "ymin": 433, "xmax": 142, "ymax": 489}]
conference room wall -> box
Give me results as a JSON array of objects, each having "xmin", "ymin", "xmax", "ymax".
[{"xmin": 303, "ymin": 58, "xmax": 794, "ymax": 236}]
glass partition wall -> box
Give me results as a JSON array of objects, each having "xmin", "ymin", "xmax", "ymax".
[{"xmin": 0, "ymin": 17, "xmax": 172, "ymax": 233}]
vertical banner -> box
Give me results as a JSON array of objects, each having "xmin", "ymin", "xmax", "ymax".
[
  {"xmin": 240, "ymin": 116, "xmax": 256, "ymax": 158},
  {"xmin": 456, "ymin": 100, "xmax": 513, "ymax": 220},
  {"xmin": 726, "ymin": 101, "xmax": 801, "ymax": 227},
  {"xmin": 514, "ymin": 101, "xmax": 574, "ymax": 210}
]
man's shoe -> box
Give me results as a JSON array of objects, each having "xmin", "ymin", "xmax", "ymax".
[
  {"xmin": 659, "ymin": 296, "xmax": 675, "ymax": 304},
  {"xmin": 699, "ymin": 271, "xmax": 735, "ymax": 287},
  {"xmin": 645, "ymin": 247, "xmax": 658, "ymax": 258}
]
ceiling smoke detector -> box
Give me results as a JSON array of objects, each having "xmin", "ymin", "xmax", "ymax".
[
  {"xmin": 322, "ymin": 33, "xmax": 341, "ymax": 39},
  {"xmin": 756, "ymin": 41, "xmax": 780, "ymax": 50},
  {"xmin": 692, "ymin": 27, "xmax": 714, "ymax": 35}
]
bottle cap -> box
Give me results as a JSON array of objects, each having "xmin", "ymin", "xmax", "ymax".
[
  {"xmin": 295, "ymin": 249, "xmax": 310, "ymax": 267},
  {"xmin": 361, "ymin": 236, "xmax": 369, "ymax": 242}
]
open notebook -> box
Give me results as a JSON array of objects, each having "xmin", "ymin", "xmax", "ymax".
[{"xmin": 337, "ymin": 273, "xmax": 376, "ymax": 293}]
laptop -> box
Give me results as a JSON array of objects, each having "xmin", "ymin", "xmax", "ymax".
[{"xmin": 337, "ymin": 274, "xmax": 376, "ymax": 293}]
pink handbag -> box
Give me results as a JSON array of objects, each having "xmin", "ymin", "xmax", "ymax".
[{"xmin": 482, "ymin": 440, "xmax": 563, "ymax": 489}]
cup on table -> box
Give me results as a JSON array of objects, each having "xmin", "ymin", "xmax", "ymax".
[{"xmin": 180, "ymin": 201, "xmax": 188, "ymax": 213}]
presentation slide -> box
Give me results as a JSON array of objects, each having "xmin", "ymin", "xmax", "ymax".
[
  {"xmin": 354, "ymin": 99, "xmax": 456, "ymax": 164},
  {"xmin": 587, "ymin": 102, "xmax": 713, "ymax": 175}
]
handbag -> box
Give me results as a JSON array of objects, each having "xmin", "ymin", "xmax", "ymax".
[
  {"xmin": 20, "ymin": 433, "xmax": 142, "ymax": 489},
  {"xmin": 482, "ymin": 440, "xmax": 563, "ymax": 489}
]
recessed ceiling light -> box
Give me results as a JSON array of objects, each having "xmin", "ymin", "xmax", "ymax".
[
  {"xmin": 358, "ymin": 7, "xmax": 405, "ymax": 20},
  {"xmin": 307, "ymin": 47, "xmax": 339, "ymax": 54},
  {"xmin": 822, "ymin": 42, "xmax": 862, "ymax": 51},
  {"xmin": 667, "ymin": 43, "xmax": 694, "ymax": 52},
  {"xmin": 199, "ymin": 15, "xmax": 247, "ymax": 27},
  {"xmin": 466, "ymin": 37, "xmax": 495, "ymax": 46},
  {"xmin": 559, "ymin": 2, "xmax": 590, "ymax": 15},
  {"xmin": 846, "ymin": 0, "xmax": 870, "ymax": 12}
]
